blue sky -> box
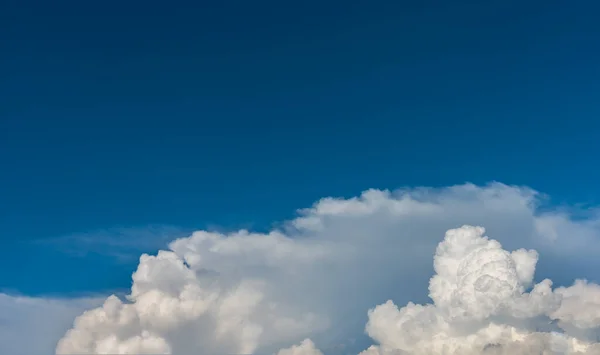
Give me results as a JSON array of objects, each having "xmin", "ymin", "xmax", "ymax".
[{"xmin": 2, "ymin": 0, "xmax": 600, "ymax": 336}]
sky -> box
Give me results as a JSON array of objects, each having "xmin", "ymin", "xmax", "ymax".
[{"xmin": 2, "ymin": 0, "xmax": 600, "ymax": 354}]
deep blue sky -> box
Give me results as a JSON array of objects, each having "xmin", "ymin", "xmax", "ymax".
[{"xmin": 2, "ymin": 0, "xmax": 600, "ymax": 295}]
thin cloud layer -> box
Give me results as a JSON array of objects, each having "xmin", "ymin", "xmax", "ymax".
[
  {"xmin": 39, "ymin": 225, "xmax": 189, "ymax": 262},
  {"xmin": 49, "ymin": 183, "xmax": 600, "ymax": 354},
  {"xmin": 0, "ymin": 294, "xmax": 104, "ymax": 355}
]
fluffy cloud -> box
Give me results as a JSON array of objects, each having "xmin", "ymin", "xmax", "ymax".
[
  {"xmin": 52, "ymin": 183, "xmax": 600, "ymax": 354},
  {"xmin": 277, "ymin": 339, "xmax": 324, "ymax": 355},
  {"xmin": 360, "ymin": 225, "xmax": 600, "ymax": 355}
]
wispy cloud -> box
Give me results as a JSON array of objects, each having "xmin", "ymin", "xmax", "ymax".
[{"xmin": 36, "ymin": 225, "xmax": 191, "ymax": 262}]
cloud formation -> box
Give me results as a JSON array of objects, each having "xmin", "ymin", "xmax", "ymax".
[
  {"xmin": 45, "ymin": 183, "xmax": 600, "ymax": 354},
  {"xmin": 360, "ymin": 225, "xmax": 600, "ymax": 355}
]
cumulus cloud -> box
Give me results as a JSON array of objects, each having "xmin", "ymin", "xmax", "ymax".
[
  {"xmin": 277, "ymin": 339, "xmax": 324, "ymax": 355},
  {"xmin": 360, "ymin": 225, "xmax": 600, "ymax": 355},
  {"xmin": 53, "ymin": 183, "xmax": 600, "ymax": 354}
]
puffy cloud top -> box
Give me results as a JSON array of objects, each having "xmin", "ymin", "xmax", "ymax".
[
  {"xmin": 362, "ymin": 225, "xmax": 600, "ymax": 355},
  {"xmin": 52, "ymin": 183, "xmax": 600, "ymax": 355}
]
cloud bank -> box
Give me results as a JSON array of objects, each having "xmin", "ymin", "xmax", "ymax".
[
  {"xmin": 0, "ymin": 294, "xmax": 104, "ymax": 355},
  {"xmin": 16, "ymin": 182, "xmax": 600, "ymax": 354}
]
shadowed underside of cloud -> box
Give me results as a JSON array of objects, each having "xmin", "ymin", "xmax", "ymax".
[{"xmin": 8, "ymin": 183, "xmax": 600, "ymax": 355}]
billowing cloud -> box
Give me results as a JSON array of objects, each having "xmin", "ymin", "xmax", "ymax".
[
  {"xmin": 359, "ymin": 225, "xmax": 600, "ymax": 355},
  {"xmin": 52, "ymin": 183, "xmax": 600, "ymax": 354}
]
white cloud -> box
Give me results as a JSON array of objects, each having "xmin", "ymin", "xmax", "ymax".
[
  {"xmin": 11, "ymin": 182, "xmax": 600, "ymax": 355},
  {"xmin": 359, "ymin": 225, "xmax": 600, "ymax": 355},
  {"xmin": 278, "ymin": 339, "xmax": 324, "ymax": 355}
]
